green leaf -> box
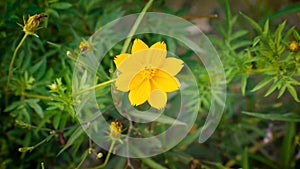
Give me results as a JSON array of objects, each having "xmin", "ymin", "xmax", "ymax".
[
  {"xmin": 57, "ymin": 126, "xmax": 84, "ymax": 156},
  {"xmin": 30, "ymin": 58, "xmax": 47, "ymax": 80},
  {"xmin": 283, "ymin": 26, "xmax": 295, "ymax": 41},
  {"xmin": 287, "ymin": 85, "xmax": 300, "ymax": 102},
  {"xmin": 252, "ymin": 36, "xmax": 261, "ymax": 47},
  {"xmin": 128, "ymin": 111, "xmax": 186, "ymax": 125},
  {"xmin": 240, "ymin": 12, "xmax": 262, "ymax": 33},
  {"xmin": 262, "ymin": 20, "xmax": 269, "ymax": 37},
  {"xmin": 4, "ymin": 101, "xmax": 22, "ymax": 112},
  {"xmin": 53, "ymin": 112, "xmax": 61, "ymax": 129},
  {"xmin": 230, "ymin": 30, "xmax": 248, "ymax": 41},
  {"xmin": 265, "ymin": 4, "xmax": 300, "ymax": 20},
  {"xmin": 231, "ymin": 40, "xmax": 252, "ymax": 50},
  {"xmin": 251, "ymin": 76, "xmax": 273, "ymax": 92},
  {"xmin": 176, "ymin": 126, "xmax": 202, "ymax": 148},
  {"xmin": 242, "ymin": 111, "xmax": 300, "ymax": 122},
  {"xmin": 242, "ymin": 147, "xmax": 249, "ymax": 169},
  {"xmin": 26, "ymin": 99, "xmax": 44, "ymax": 118},
  {"xmin": 275, "ymin": 21, "xmax": 286, "ymax": 45},
  {"xmin": 293, "ymin": 29, "xmax": 300, "ymax": 40},
  {"xmin": 281, "ymin": 122, "xmax": 295, "ymax": 169},
  {"xmin": 50, "ymin": 2, "xmax": 72, "ymax": 10},
  {"xmin": 264, "ymin": 81, "xmax": 279, "ymax": 97},
  {"xmin": 106, "ymin": 156, "xmax": 126, "ymax": 169},
  {"xmin": 277, "ymin": 85, "xmax": 287, "ymax": 98},
  {"xmin": 223, "ymin": 0, "xmax": 232, "ymax": 24},
  {"xmin": 241, "ymin": 73, "xmax": 249, "ymax": 95},
  {"xmin": 142, "ymin": 158, "xmax": 168, "ymax": 169},
  {"xmin": 46, "ymin": 8, "xmax": 60, "ymax": 18},
  {"xmin": 30, "ymin": 59, "xmax": 44, "ymax": 74},
  {"xmin": 250, "ymin": 153, "xmax": 280, "ymax": 169}
]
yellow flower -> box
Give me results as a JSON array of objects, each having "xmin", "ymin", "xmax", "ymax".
[
  {"xmin": 109, "ymin": 120, "xmax": 123, "ymax": 140},
  {"xmin": 79, "ymin": 39, "xmax": 91, "ymax": 52},
  {"xmin": 289, "ymin": 41, "xmax": 299, "ymax": 52},
  {"xmin": 114, "ymin": 39, "xmax": 184, "ymax": 109},
  {"xmin": 48, "ymin": 83, "xmax": 57, "ymax": 91}
]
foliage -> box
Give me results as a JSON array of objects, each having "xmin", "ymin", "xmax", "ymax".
[{"xmin": 1, "ymin": 0, "xmax": 300, "ymax": 169}]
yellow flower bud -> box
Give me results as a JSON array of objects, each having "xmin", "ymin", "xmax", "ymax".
[
  {"xmin": 79, "ymin": 39, "xmax": 92, "ymax": 52},
  {"xmin": 109, "ymin": 120, "xmax": 123, "ymax": 140},
  {"xmin": 49, "ymin": 83, "xmax": 57, "ymax": 91},
  {"xmin": 23, "ymin": 14, "xmax": 47, "ymax": 34},
  {"xmin": 96, "ymin": 152, "xmax": 103, "ymax": 159},
  {"xmin": 289, "ymin": 41, "xmax": 299, "ymax": 52},
  {"xmin": 66, "ymin": 51, "xmax": 73, "ymax": 58}
]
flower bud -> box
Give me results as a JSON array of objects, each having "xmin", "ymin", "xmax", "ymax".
[
  {"xmin": 109, "ymin": 120, "xmax": 122, "ymax": 140},
  {"xmin": 289, "ymin": 41, "xmax": 299, "ymax": 52},
  {"xmin": 18, "ymin": 146, "xmax": 34, "ymax": 152},
  {"xmin": 23, "ymin": 14, "xmax": 47, "ymax": 34},
  {"xmin": 79, "ymin": 40, "xmax": 91, "ymax": 52},
  {"xmin": 96, "ymin": 152, "xmax": 103, "ymax": 159},
  {"xmin": 49, "ymin": 83, "xmax": 57, "ymax": 91}
]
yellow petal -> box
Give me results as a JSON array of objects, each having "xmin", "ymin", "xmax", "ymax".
[
  {"xmin": 114, "ymin": 53, "xmax": 130, "ymax": 68},
  {"xmin": 128, "ymin": 79, "xmax": 151, "ymax": 106},
  {"xmin": 150, "ymin": 41, "xmax": 166, "ymax": 51},
  {"xmin": 160, "ymin": 57, "xmax": 184, "ymax": 76},
  {"xmin": 143, "ymin": 48, "xmax": 166, "ymax": 68},
  {"xmin": 131, "ymin": 39, "xmax": 149, "ymax": 53},
  {"xmin": 115, "ymin": 72, "xmax": 136, "ymax": 91},
  {"xmin": 129, "ymin": 71, "xmax": 145, "ymax": 90},
  {"xmin": 151, "ymin": 70, "xmax": 180, "ymax": 92},
  {"xmin": 118, "ymin": 48, "xmax": 166, "ymax": 73},
  {"xmin": 148, "ymin": 89, "xmax": 167, "ymax": 109},
  {"xmin": 118, "ymin": 53, "xmax": 144, "ymax": 73}
]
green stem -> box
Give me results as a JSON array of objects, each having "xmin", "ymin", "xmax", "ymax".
[
  {"xmin": 88, "ymin": 140, "xmax": 116, "ymax": 169},
  {"xmin": 121, "ymin": 0, "xmax": 154, "ymax": 53},
  {"xmin": 41, "ymin": 162, "xmax": 45, "ymax": 169},
  {"xmin": 75, "ymin": 150, "xmax": 89, "ymax": 169},
  {"xmin": 15, "ymin": 120, "xmax": 52, "ymax": 131},
  {"xmin": 19, "ymin": 131, "xmax": 55, "ymax": 153},
  {"xmin": 6, "ymin": 32, "xmax": 29, "ymax": 105},
  {"xmin": 32, "ymin": 131, "xmax": 55, "ymax": 149},
  {"xmin": 75, "ymin": 79, "xmax": 116, "ymax": 96},
  {"xmin": 22, "ymin": 92, "xmax": 52, "ymax": 100}
]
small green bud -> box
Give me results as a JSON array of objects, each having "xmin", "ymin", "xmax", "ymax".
[{"xmin": 18, "ymin": 146, "xmax": 34, "ymax": 152}]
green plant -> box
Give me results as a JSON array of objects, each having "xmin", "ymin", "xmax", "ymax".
[{"xmin": 1, "ymin": 0, "xmax": 300, "ymax": 169}]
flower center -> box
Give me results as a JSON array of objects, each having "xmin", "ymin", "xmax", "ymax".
[{"xmin": 142, "ymin": 68, "xmax": 156, "ymax": 79}]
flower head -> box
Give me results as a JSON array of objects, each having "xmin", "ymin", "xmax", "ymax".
[
  {"xmin": 49, "ymin": 83, "xmax": 57, "ymax": 91},
  {"xmin": 289, "ymin": 41, "xmax": 299, "ymax": 52},
  {"xmin": 22, "ymin": 14, "xmax": 47, "ymax": 35},
  {"xmin": 109, "ymin": 120, "xmax": 123, "ymax": 140},
  {"xmin": 114, "ymin": 39, "xmax": 184, "ymax": 109},
  {"xmin": 79, "ymin": 39, "xmax": 92, "ymax": 52}
]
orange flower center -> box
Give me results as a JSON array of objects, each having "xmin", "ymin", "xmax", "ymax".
[{"xmin": 142, "ymin": 68, "xmax": 156, "ymax": 79}]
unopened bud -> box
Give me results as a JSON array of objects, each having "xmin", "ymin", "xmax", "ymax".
[
  {"xmin": 109, "ymin": 120, "xmax": 123, "ymax": 140},
  {"xmin": 18, "ymin": 146, "xmax": 34, "ymax": 152},
  {"xmin": 289, "ymin": 41, "xmax": 299, "ymax": 52},
  {"xmin": 66, "ymin": 51, "xmax": 73, "ymax": 58},
  {"xmin": 96, "ymin": 153, "xmax": 103, "ymax": 159},
  {"xmin": 23, "ymin": 14, "xmax": 47, "ymax": 34},
  {"xmin": 79, "ymin": 40, "xmax": 91, "ymax": 52}
]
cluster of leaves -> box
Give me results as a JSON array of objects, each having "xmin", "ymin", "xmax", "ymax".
[
  {"xmin": 205, "ymin": 0, "xmax": 300, "ymax": 169},
  {"xmin": 0, "ymin": 0, "xmax": 163, "ymax": 168}
]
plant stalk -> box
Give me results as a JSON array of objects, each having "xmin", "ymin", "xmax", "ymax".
[{"xmin": 6, "ymin": 32, "xmax": 29, "ymax": 105}]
